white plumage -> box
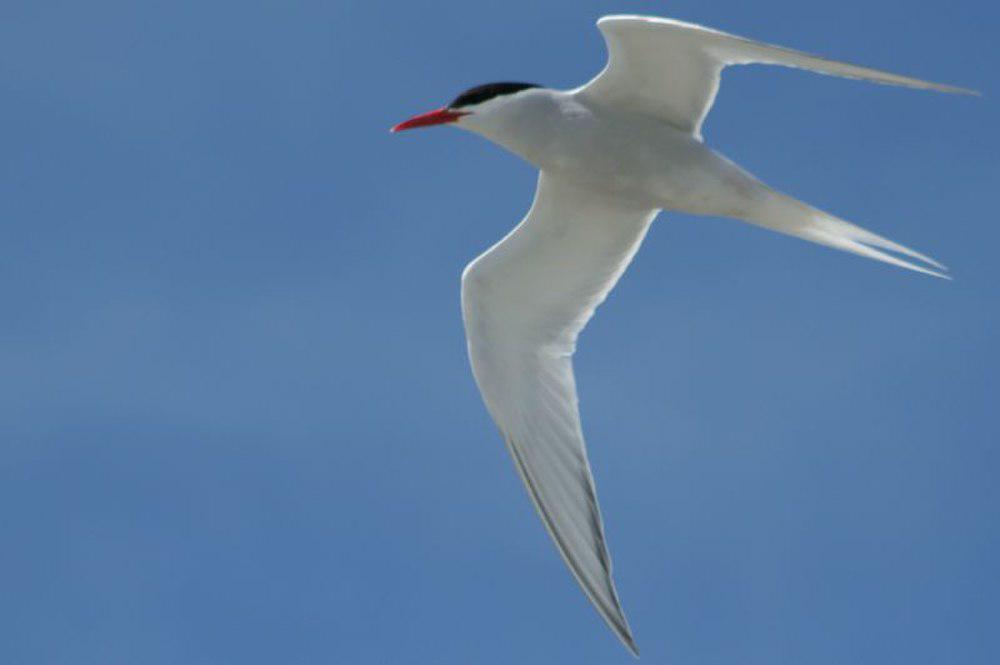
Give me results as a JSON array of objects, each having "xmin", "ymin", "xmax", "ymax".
[{"xmin": 394, "ymin": 14, "xmax": 975, "ymax": 656}]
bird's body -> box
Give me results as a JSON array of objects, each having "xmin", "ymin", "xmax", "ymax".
[
  {"xmin": 392, "ymin": 15, "xmax": 974, "ymax": 656},
  {"xmin": 467, "ymin": 88, "xmax": 761, "ymax": 217}
]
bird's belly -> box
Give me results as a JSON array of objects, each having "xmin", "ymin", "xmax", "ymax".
[{"xmin": 540, "ymin": 113, "xmax": 766, "ymax": 217}]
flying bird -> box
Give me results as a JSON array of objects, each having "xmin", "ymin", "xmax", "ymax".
[{"xmin": 392, "ymin": 15, "xmax": 974, "ymax": 656}]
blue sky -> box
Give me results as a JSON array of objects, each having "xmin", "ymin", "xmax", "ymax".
[{"xmin": 0, "ymin": 1, "xmax": 996, "ymax": 663}]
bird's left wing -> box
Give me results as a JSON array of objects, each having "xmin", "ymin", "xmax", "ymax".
[
  {"xmin": 461, "ymin": 173, "xmax": 658, "ymax": 656},
  {"xmin": 579, "ymin": 15, "xmax": 976, "ymax": 140}
]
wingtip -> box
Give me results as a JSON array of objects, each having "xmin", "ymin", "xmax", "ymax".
[
  {"xmin": 611, "ymin": 614, "xmax": 641, "ymax": 657},
  {"xmin": 938, "ymin": 83, "xmax": 981, "ymax": 97}
]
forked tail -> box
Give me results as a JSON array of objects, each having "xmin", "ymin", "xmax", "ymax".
[{"xmin": 747, "ymin": 190, "xmax": 948, "ymax": 279}]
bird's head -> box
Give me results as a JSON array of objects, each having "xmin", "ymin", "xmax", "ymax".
[{"xmin": 391, "ymin": 82, "xmax": 542, "ymax": 134}]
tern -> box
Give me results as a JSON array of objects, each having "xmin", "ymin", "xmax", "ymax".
[{"xmin": 392, "ymin": 15, "xmax": 974, "ymax": 656}]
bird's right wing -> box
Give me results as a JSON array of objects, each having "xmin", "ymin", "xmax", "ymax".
[
  {"xmin": 579, "ymin": 15, "xmax": 976, "ymax": 139},
  {"xmin": 461, "ymin": 172, "xmax": 658, "ymax": 656}
]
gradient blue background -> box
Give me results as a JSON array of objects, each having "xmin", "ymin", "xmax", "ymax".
[{"xmin": 1, "ymin": 2, "xmax": 996, "ymax": 663}]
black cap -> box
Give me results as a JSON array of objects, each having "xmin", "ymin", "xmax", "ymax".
[{"xmin": 449, "ymin": 82, "xmax": 541, "ymax": 109}]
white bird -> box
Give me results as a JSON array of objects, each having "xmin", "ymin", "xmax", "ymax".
[{"xmin": 391, "ymin": 15, "xmax": 974, "ymax": 656}]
